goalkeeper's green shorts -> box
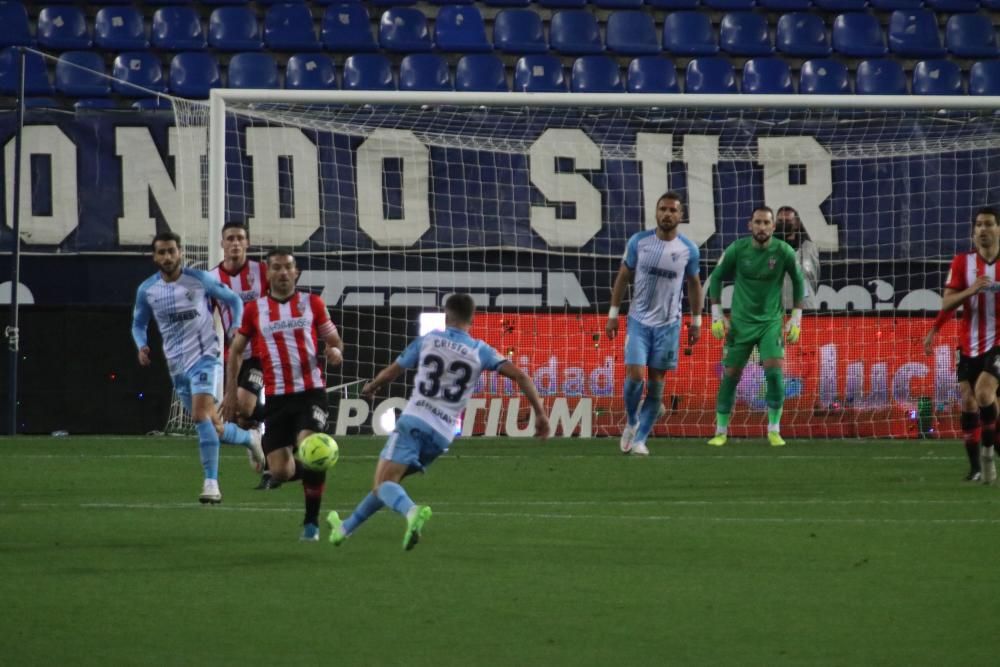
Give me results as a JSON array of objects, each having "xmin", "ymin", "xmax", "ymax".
[{"xmin": 722, "ymin": 318, "xmax": 784, "ymax": 368}]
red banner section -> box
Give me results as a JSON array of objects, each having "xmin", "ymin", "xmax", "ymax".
[{"xmin": 468, "ymin": 314, "xmax": 962, "ymax": 439}]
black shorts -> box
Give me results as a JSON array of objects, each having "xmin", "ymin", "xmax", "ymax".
[
  {"xmin": 957, "ymin": 348, "xmax": 1000, "ymax": 385},
  {"xmin": 262, "ymin": 390, "xmax": 328, "ymax": 454},
  {"xmin": 237, "ymin": 357, "xmax": 264, "ymax": 395}
]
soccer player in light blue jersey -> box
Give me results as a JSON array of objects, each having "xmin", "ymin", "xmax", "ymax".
[
  {"xmin": 606, "ymin": 192, "xmax": 704, "ymax": 456},
  {"xmin": 132, "ymin": 232, "xmax": 264, "ymax": 504},
  {"xmin": 327, "ymin": 294, "xmax": 550, "ymax": 551}
]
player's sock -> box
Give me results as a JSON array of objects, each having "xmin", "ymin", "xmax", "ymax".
[
  {"xmin": 980, "ymin": 403, "xmax": 997, "ymax": 450},
  {"xmin": 634, "ymin": 380, "xmax": 664, "ymax": 443},
  {"xmin": 623, "ymin": 378, "xmax": 644, "ymax": 427},
  {"xmin": 764, "ymin": 367, "xmax": 784, "ymax": 433},
  {"xmin": 715, "ymin": 373, "xmax": 739, "ymax": 434},
  {"xmin": 301, "ymin": 468, "xmax": 326, "ymax": 526},
  {"xmin": 343, "ymin": 492, "xmax": 385, "ymax": 535},
  {"xmin": 961, "ymin": 411, "xmax": 981, "ymax": 473},
  {"xmin": 377, "ymin": 481, "xmax": 415, "ymax": 517},
  {"xmin": 195, "ymin": 419, "xmax": 220, "ymax": 480},
  {"xmin": 220, "ymin": 421, "xmax": 252, "ymax": 447}
]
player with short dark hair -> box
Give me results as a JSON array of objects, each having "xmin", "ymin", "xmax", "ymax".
[
  {"xmin": 707, "ymin": 206, "xmax": 806, "ymax": 447},
  {"xmin": 936, "ymin": 207, "xmax": 1000, "ymax": 484},
  {"xmin": 209, "ymin": 222, "xmax": 275, "ymax": 489},
  {"xmin": 222, "ymin": 249, "xmax": 344, "ymax": 540},
  {"xmin": 606, "ymin": 192, "xmax": 703, "ymax": 456},
  {"xmin": 326, "ymin": 294, "xmax": 550, "ymax": 551},
  {"xmin": 132, "ymin": 232, "xmax": 264, "ymax": 504}
]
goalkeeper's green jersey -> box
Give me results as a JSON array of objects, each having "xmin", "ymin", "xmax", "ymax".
[{"xmin": 708, "ymin": 237, "xmax": 805, "ymax": 326}]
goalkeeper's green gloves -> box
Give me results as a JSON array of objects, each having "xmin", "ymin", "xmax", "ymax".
[
  {"xmin": 710, "ymin": 304, "xmax": 727, "ymax": 340},
  {"xmin": 784, "ymin": 308, "xmax": 802, "ymax": 344}
]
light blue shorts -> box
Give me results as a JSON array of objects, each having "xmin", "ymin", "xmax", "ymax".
[
  {"xmin": 380, "ymin": 415, "xmax": 450, "ymax": 474},
  {"xmin": 172, "ymin": 355, "xmax": 222, "ymax": 413},
  {"xmin": 624, "ymin": 318, "xmax": 681, "ymax": 370}
]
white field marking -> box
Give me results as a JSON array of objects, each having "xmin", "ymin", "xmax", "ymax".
[{"xmin": 12, "ymin": 500, "xmax": 1000, "ymax": 527}]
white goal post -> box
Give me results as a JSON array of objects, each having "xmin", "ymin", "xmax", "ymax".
[{"xmin": 171, "ymin": 90, "xmax": 1000, "ymax": 440}]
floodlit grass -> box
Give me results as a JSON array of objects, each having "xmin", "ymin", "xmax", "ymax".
[{"xmin": 2, "ymin": 435, "xmax": 999, "ymax": 666}]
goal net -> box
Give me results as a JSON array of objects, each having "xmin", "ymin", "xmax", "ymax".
[{"xmin": 170, "ymin": 91, "xmax": 1000, "ymax": 440}]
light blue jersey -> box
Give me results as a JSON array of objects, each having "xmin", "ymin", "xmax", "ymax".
[
  {"xmin": 396, "ymin": 327, "xmax": 508, "ymax": 443},
  {"xmin": 132, "ymin": 267, "xmax": 243, "ymax": 377},
  {"xmin": 623, "ymin": 230, "xmax": 700, "ymax": 328}
]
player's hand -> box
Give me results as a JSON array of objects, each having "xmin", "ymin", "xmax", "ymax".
[
  {"xmin": 710, "ymin": 319, "xmax": 727, "ymax": 340},
  {"xmin": 361, "ymin": 381, "xmax": 377, "ymax": 400},
  {"xmin": 973, "ymin": 274, "xmax": 994, "ymax": 293},
  {"xmin": 326, "ymin": 346, "xmax": 343, "ymax": 366},
  {"xmin": 535, "ymin": 413, "xmax": 551, "ymax": 440},
  {"xmin": 605, "ymin": 316, "xmax": 620, "ymax": 340},
  {"xmin": 688, "ymin": 322, "xmax": 701, "ymax": 346},
  {"xmin": 923, "ymin": 330, "xmax": 936, "ymax": 356},
  {"xmin": 137, "ymin": 346, "xmax": 151, "ymax": 367},
  {"xmin": 220, "ymin": 394, "xmax": 237, "ymax": 422},
  {"xmin": 784, "ymin": 308, "xmax": 803, "ymax": 344}
]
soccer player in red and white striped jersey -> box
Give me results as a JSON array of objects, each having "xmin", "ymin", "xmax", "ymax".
[
  {"xmin": 210, "ymin": 223, "xmax": 273, "ymax": 487},
  {"xmin": 222, "ymin": 248, "xmax": 344, "ymax": 541},
  {"xmin": 941, "ymin": 206, "xmax": 1000, "ymax": 484}
]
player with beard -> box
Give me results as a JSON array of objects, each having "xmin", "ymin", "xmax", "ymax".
[
  {"xmin": 774, "ymin": 206, "xmax": 819, "ymax": 310},
  {"xmin": 606, "ymin": 192, "xmax": 703, "ymax": 456},
  {"xmin": 707, "ymin": 206, "xmax": 806, "ymax": 447}
]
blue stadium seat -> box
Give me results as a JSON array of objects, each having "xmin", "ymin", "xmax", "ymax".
[
  {"xmin": 626, "ymin": 56, "xmax": 680, "ymax": 93},
  {"xmin": 571, "ymin": 55, "xmax": 624, "ymax": 92},
  {"xmin": 493, "ymin": 10, "xmax": 547, "ymax": 54},
  {"xmin": 741, "ymin": 57, "xmax": 794, "ymax": 93},
  {"xmin": 74, "ymin": 98, "xmax": 119, "ymax": 111},
  {"xmin": 428, "ymin": 0, "xmax": 475, "ymax": 4},
  {"xmin": 94, "ymin": 7, "xmax": 148, "ymax": 50},
  {"xmin": 56, "ymin": 51, "xmax": 110, "ymax": 98},
  {"xmin": 169, "ymin": 52, "xmax": 221, "ymax": 97},
  {"xmin": 832, "ymin": 13, "xmax": 888, "ymax": 57},
  {"xmin": 132, "ymin": 97, "xmax": 172, "ymax": 112},
  {"xmin": 981, "ymin": 0, "xmax": 1000, "ymax": 8},
  {"xmin": 0, "ymin": 2, "xmax": 32, "ymax": 47},
  {"xmin": 607, "ymin": 11, "xmax": 660, "ymax": 56},
  {"xmin": 870, "ymin": 0, "xmax": 922, "ymax": 8},
  {"xmin": 927, "ymin": 0, "xmax": 981, "ymax": 10},
  {"xmin": 855, "ymin": 58, "xmax": 907, "ymax": 94},
  {"xmin": 208, "ymin": 7, "xmax": 263, "ymax": 51},
  {"xmin": 814, "ymin": 0, "xmax": 867, "ymax": 8},
  {"xmin": 37, "ymin": 6, "xmax": 91, "ymax": 50},
  {"xmin": 776, "ymin": 13, "xmax": 831, "ymax": 57},
  {"xmin": 112, "ymin": 52, "xmax": 166, "ymax": 97},
  {"xmin": 285, "ymin": 53, "xmax": 337, "ymax": 90},
  {"xmin": 321, "ymin": 4, "xmax": 377, "ymax": 52},
  {"xmin": 703, "ymin": 0, "xmax": 756, "ymax": 8},
  {"xmin": 370, "ymin": 0, "xmax": 416, "ymax": 6},
  {"xmin": 152, "ymin": 6, "xmax": 207, "ymax": 51},
  {"xmin": 538, "ymin": 0, "xmax": 587, "ymax": 7},
  {"xmin": 484, "ymin": 0, "xmax": 532, "ymax": 6},
  {"xmin": 946, "ymin": 14, "xmax": 998, "ymax": 58},
  {"xmin": 888, "ymin": 10, "xmax": 946, "ymax": 58},
  {"xmin": 663, "ymin": 12, "xmax": 719, "ymax": 56},
  {"xmin": 550, "ymin": 10, "xmax": 605, "ymax": 55},
  {"xmin": 719, "ymin": 12, "xmax": 773, "ymax": 56},
  {"xmin": 342, "ymin": 54, "xmax": 394, "ymax": 90},
  {"xmin": 434, "ymin": 6, "xmax": 491, "ymax": 53},
  {"xmin": 399, "ymin": 53, "xmax": 452, "ymax": 91},
  {"xmin": 0, "ymin": 48, "xmax": 51, "ymax": 94},
  {"xmin": 759, "ymin": 0, "xmax": 812, "ymax": 8},
  {"xmin": 684, "ymin": 56, "xmax": 737, "ymax": 93},
  {"xmin": 969, "ymin": 60, "xmax": 1000, "ymax": 95},
  {"xmin": 912, "ymin": 59, "xmax": 963, "ymax": 95},
  {"xmin": 455, "ymin": 54, "xmax": 508, "ymax": 91},
  {"xmin": 646, "ymin": 0, "xmax": 699, "ymax": 7},
  {"xmin": 227, "ymin": 52, "xmax": 279, "ymax": 89},
  {"xmin": 379, "ymin": 8, "xmax": 432, "ymax": 53},
  {"xmin": 513, "ymin": 55, "xmax": 567, "ymax": 92},
  {"xmin": 594, "ymin": 0, "xmax": 643, "ymax": 7},
  {"xmin": 264, "ymin": 3, "xmax": 321, "ymax": 51},
  {"xmin": 799, "ymin": 59, "xmax": 850, "ymax": 94}
]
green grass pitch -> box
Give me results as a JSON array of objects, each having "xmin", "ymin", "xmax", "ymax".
[{"xmin": 2, "ymin": 435, "xmax": 999, "ymax": 666}]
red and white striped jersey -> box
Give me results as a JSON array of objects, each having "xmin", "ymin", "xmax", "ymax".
[
  {"xmin": 239, "ymin": 291, "xmax": 337, "ymax": 397},
  {"xmin": 210, "ymin": 259, "xmax": 268, "ymax": 359},
  {"xmin": 945, "ymin": 251, "xmax": 1000, "ymax": 357}
]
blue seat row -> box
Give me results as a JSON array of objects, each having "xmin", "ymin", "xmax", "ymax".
[
  {"xmin": 4, "ymin": 48, "xmax": 999, "ymax": 100},
  {"xmin": 2, "ymin": 4, "xmax": 996, "ymax": 60},
  {"xmin": 21, "ymin": 0, "xmax": 1000, "ymax": 9}
]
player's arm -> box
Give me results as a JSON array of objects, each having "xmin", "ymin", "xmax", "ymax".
[
  {"xmin": 221, "ymin": 332, "xmax": 250, "ymax": 422},
  {"xmin": 498, "ymin": 362, "xmax": 550, "ymax": 439},
  {"xmin": 361, "ymin": 362, "xmax": 405, "ymax": 399},
  {"xmin": 199, "ymin": 270, "xmax": 244, "ymax": 339},
  {"xmin": 708, "ymin": 247, "xmax": 736, "ymax": 339},
  {"xmin": 942, "ymin": 279, "xmax": 992, "ymax": 312},
  {"xmin": 131, "ymin": 282, "xmax": 153, "ymax": 367},
  {"xmin": 312, "ymin": 296, "xmax": 344, "ymax": 367},
  {"xmin": 606, "ymin": 265, "xmax": 634, "ymax": 340},
  {"xmin": 684, "ymin": 243, "xmax": 704, "ymax": 346}
]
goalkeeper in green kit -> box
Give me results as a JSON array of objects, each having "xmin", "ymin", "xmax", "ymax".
[{"xmin": 707, "ymin": 206, "xmax": 806, "ymax": 447}]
